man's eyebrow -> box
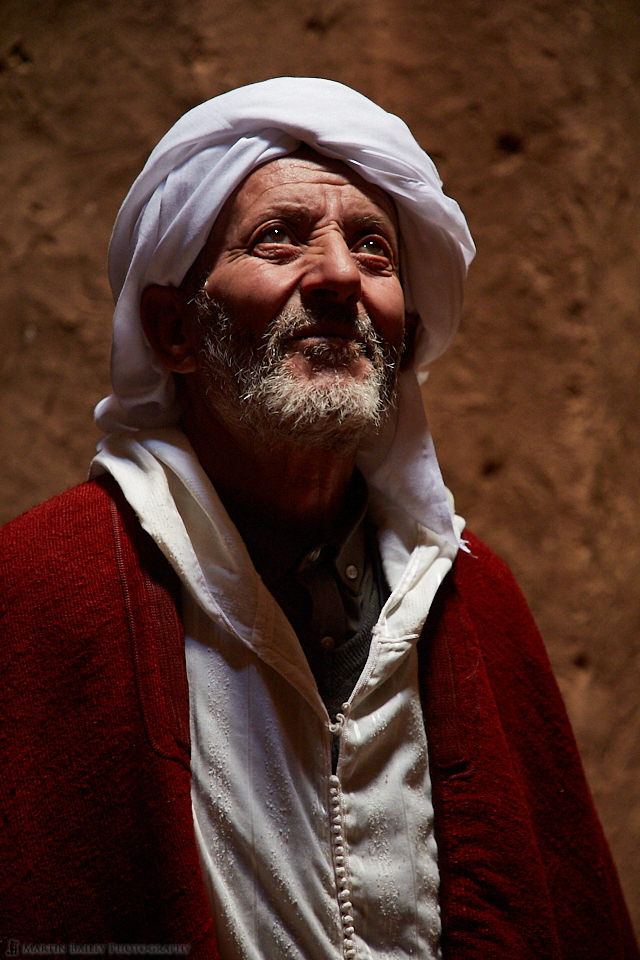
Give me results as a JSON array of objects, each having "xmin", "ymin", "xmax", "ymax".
[
  {"xmin": 352, "ymin": 213, "xmax": 397, "ymax": 235},
  {"xmin": 247, "ymin": 202, "xmax": 316, "ymax": 225}
]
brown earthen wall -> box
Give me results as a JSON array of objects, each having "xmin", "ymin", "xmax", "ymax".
[{"xmin": 1, "ymin": 0, "xmax": 638, "ymax": 936}]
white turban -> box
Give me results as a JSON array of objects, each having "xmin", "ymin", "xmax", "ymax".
[
  {"xmin": 94, "ymin": 77, "xmax": 475, "ymax": 546},
  {"xmin": 96, "ymin": 76, "xmax": 474, "ymax": 431}
]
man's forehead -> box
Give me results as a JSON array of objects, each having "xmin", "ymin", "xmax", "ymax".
[{"xmin": 216, "ymin": 146, "xmax": 398, "ymax": 233}]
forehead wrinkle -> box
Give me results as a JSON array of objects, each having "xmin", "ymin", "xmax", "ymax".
[
  {"xmin": 244, "ymin": 187, "xmax": 398, "ymax": 234},
  {"xmin": 241, "ymin": 202, "xmax": 397, "ymax": 236}
]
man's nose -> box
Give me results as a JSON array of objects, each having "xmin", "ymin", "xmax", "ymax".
[{"xmin": 299, "ymin": 233, "xmax": 361, "ymax": 303}]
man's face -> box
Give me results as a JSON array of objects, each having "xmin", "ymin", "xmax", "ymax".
[{"xmin": 187, "ymin": 151, "xmax": 409, "ymax": 449}]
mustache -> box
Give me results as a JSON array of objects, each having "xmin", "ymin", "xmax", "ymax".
[
  {"xmin": 193, "ymin": 293, "xmax": 403, "ymax": 372},
  {"xmin": 260, "ymin": 305, "xmax": 384, "ymax": 363}
]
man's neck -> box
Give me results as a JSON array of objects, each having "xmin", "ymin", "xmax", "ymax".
[{"xmin": 181, "ymin": 406, "xmax": 358, "ymax": 558}]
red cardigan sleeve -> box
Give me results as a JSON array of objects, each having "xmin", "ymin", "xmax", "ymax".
[
  {"xmin": 420, "ymin": 530, "xmax": 638, "ymax": 959},
  {"xmin": 0, "ymin": 480, "xmax": 217, "ymax": 954}
]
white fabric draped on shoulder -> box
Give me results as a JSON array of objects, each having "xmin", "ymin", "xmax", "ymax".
[{"xmin": 94, "ymin": 76, "xmax": 475, "ymax": 548}]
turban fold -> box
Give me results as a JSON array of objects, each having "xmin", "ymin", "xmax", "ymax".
[{"xmin": 95, "ymin": 77, "xmax": 474, "ymax": 432}]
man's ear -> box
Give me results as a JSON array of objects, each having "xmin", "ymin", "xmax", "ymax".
[
  {"xmin": 401, "ymin": 311, "xmax": 420, "ymax": 370},
  {"xmin": 140, "ymin": 284, "xmax": 198, "ymax": 373}
]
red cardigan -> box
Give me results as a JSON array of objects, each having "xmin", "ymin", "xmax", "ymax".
[{"xmin": 0, "ymin": 479, "xmax": 637, "ymax": 958}]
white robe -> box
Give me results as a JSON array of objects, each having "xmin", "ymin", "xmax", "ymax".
[{"xmin": 92, "ymin": 428, "xmax": 465, "ymax": 960}]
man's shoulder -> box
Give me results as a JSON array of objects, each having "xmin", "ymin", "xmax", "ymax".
[
  {"xmin": 453, "ymin": 528, "xmax": 524, "ymax": 591},
  {"xmin": 0, "ymin": 476, "xmax": 182, "ymax": 666},
  {"xmin": 445, "ymin": 527, "xmax": 542, "ymax": 644},
  {"xmin": 1, "ymin": 479, "xmax": 117, "ymax": 567},
  {"xmin": 0, "ymin": 478, "xmax": 136, "ymax": 627},
  {"xmin": 2, "ymin": 477, "xmax": 115, "ymax": 529}
]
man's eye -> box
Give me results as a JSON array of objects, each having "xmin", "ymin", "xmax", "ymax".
[
  {"xmin": 354, "ymin": 236, "xmax": 393, "ymax": 259},
  {"xmin": 254, "ymin": 225, "xmax": 294, "ymax": 245}
]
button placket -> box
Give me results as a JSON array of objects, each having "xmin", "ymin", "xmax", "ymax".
[{"xmin": 329, "ymin": 773, "xmax": 357, "ymax": 958}]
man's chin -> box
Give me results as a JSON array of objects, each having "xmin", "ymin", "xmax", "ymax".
[{"xmin": 241, "ymin": 360, "xmax": 393, "ymax": 451}]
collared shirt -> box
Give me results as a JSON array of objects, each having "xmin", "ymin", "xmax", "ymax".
[{"xmin": 260, "ymin": 473, "xmax": 389, "ymax": 726}]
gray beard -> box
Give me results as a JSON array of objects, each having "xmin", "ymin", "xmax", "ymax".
[{"xmin": 192, "ymin": 293, "xmax": 402, "ymax": 451}]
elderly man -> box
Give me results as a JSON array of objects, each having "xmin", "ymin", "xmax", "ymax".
[{"xmin": 1, "ymin": 79, "xmax": 636, "ymax": 958}]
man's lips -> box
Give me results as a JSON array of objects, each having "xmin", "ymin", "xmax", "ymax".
[
  {"xmin": 285, "ymin": 336, "xmax": 370, "ymax": 372},
  {"xmin": 287, "ymin": 332, "xmax": 368, "ymax": 362},
  {"xmin": 286, "ymin": 322, "xmax": 365, "ymax": 345},
  {"xmin": 292, "ymin": 334, "xmax": 360, "ymax": 347}
]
